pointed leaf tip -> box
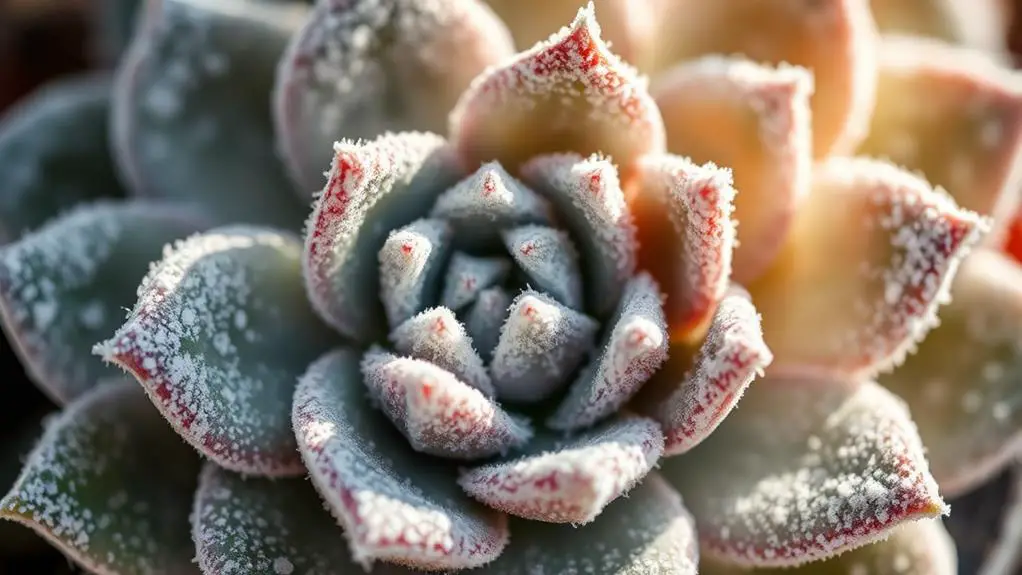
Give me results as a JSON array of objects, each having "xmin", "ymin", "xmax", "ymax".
[
  {"xmin": 378, "ymin": 218, "xmax": 452, "ymax": 330},
  {"xmin": 390, "ymin": 306, "xmax": 494, "ymax": 397},
  {"xmin": 96, "ymin": 226, "xmax": 336, "ymax": 477}
]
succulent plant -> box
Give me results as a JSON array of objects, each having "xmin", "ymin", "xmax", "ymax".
[{"xmin": 2, "ymin": 0, "xmax": 1022, "ymax": 573}]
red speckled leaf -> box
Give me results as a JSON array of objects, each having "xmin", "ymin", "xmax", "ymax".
[
  {"xmin": 751, "ymin": 157, "xmax": 988, "ymax": 377},
  {"xmin": 377, "ymin": 218, "xmax": 452, "ymax": 330},
  {"xmin": 652, "ymin": 56, "xmax": 813, "ymax": 284},
  {"xmin": 663, "ymin": 373, "xmax": 948, "ymax": 568},
  {"xmin": 96, "ymin": 226, "xmax": 337, "ymax": 477},
  {"xmin": 501, "ymin": 224, "xmax": 582, "ymax": 309},
  {"xmin": 629, "ymin": 153, "xmax": 737, "ymax": 344},
  {"xmin": 274, "ymin": 0, "xmax": 513, "ymax": 193},
  {"xmin": 293, "ymin": 348, "xmax": 509, "ymax": 571},
  {"xmin": 634, "ymin": 286, "xmax": 772, "ymax": 457},
  {"xmin": 459, "ymin": 416, "xmax": 662, "ymax": 524},
  {"xmin": 448, "ymin": 5, "xmax": 665, "ymax": 175},
  {"xmin": 390, "ymin": 306, "xmax": 494, "ymax": 397}
]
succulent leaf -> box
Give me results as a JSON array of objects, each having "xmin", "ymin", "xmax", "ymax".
[
  {"xmin": 361, "ymin": 347, "xmax": 531, "ymax": 459},
  {"xmin": 751, "ymin": 157, "xmax": 988, "ymax": 377},
  {"xmin": 858, "ymin": 36, "xmax": 1022, "ymax": 240},
  {"xmin": 651, "ymin": 0, "xmax": 877, "ymax": 157},
  {"xmin": 0, "ymin": 74, "xmax": 124, "ymax": 244},
  {"xmin": 111, "ymin": 0, "xmax": 308, "ymax": 226},
  {"xmin": 389, "ymin": 306, "xmax": 494, "ymax": 397},
  {"xmin": 463, "ymin": 286, "xmax": 512, "ymax": 364},
  {"xmin": 629, "ymin": 153, "xmax": 737, "ymax": 344},
  {"xmin": 652, "ymin": 57, "xmax": 813, "ymax": 284},
  {"xmin": 304, "ymin": 132, "xmax": 462, "ymax": 343},
  {"xmin": 193, "ymin": 463, "xmax": 414, "ymax": 575},
  {"xmin": 378, "ymin": 218, "xmax": 453, "ymax": 330},
  {"xmin": 293, "ymin": 348, "xmax": 509, "ymax": 571},
  {"xmin": 439, "ymin": 253, "xmax": 512, "ymax": 312},
  {"xmin": 0, "ymin": 413, "xmax": 50, "ymax": 555},
  {"xmin": 662, "ymin": 374, "xmax": 948, "ymax": 568},
  {"xmin": 879, "ymin": 249, "xmax": 1022, "ymax": 496},
  {"xmin": 459, "ymin": 416, "xmax": 663, "ymax": 524},
  {"xmin": 519, "ymin": 153, "xmax": 637, "ymax": 317},
  {"xmin": 0, "ymin": 201, "xmax": 209, "ymax": 405},
  {"xmin": 489, "ymin": 290, "xmax": 600, "ymax": 403},
  {"xmin": 634, "ymin": 286, "xmax": 772, "ymax": 457},
  {"xmin": 501, "ymin": 224, "xmax": 582, "ymax": 309},
  {"xmin": 95, "ymin": 226, "xmax": 337, "ymax": 477},
  {"xmin": 448, "ymin": 4, "xmax": 665, "ymax": 175},
  {"xmin": 274, "ymin": 0, "xmax": 514, "ymax": 193},
  {"xmin": 0, "ymin": 383, "xmax": 201, "ymax": 575},
  {"xmin": 547, "ymin": 272, "xmax": 668, "ymax": 431},
  {"xmin": 473, "ymin": 473, "xmax": 698, "ymax": 575},
  {"xmin": 700, "ymin": 518, "xmax": 956, "ymax": 575}
]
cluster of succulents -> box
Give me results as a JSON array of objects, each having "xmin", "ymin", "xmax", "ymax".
[{"xmin": 2, "ymin": 0, "xmax": 1022, "ymax": 573}]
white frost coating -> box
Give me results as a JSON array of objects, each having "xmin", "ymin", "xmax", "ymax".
[
  {"xmin": 501, "ymin": 224, "xmax": 583, "ymax": 309},
  {"xmin": 519, "ymin": 153, "xmax": 637, "ymax": 316},
  {"xmin": 378, "ymin": 218, "xmax": 452, "ymax": 329},
  {"xmin": 464, "ymin": 286, "xmax": 512, "ymax": 363},
  {"xmin": 548, "ymin": 272, "xmax": 669, "ymax": 431},
  {"xmin": 489, "ymin": 290, "xmax": 600, "ymax": 403},
  {"xmin": 439, "ymin": 252, "xmax": 512, "ymax": 311},
  {"xmin": 361, "ymin": 348, "xmax": 531, "ymax": 459},
  {"xmin": 459, "ymin": 416, "xmax": 664, "ymax": 524},
  {"xmin": 389, "ymin": 306, "xmax": 495, "ymax": 397},
  {"xmin": 293, "ymin": 349, "xmax": 509, "ymax": 571}
]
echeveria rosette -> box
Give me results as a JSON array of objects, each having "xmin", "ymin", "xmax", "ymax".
[{"xmin": 0, "ymin": 0, "xmax": 1020, "ymax": 574}]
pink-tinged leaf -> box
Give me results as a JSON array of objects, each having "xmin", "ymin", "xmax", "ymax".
[
  {"xmin": 652, "ymin": 57, "xmax": 813, "ymax": 284},
  {"xmin": 878, "ymin": 249, "xmax": 1022, "ymax": 496},
  {"xmin": 459, "ymin": 416, "xmax": 663, "ymax": 524},
  {"xmin": 0, "ymin": 201, "xmax": 209, "ymax": 405},
  {"xmin": 0, "ymin": 74, "xmax": 124, "ymax": 244},
  {"xmin": 293, "ymin": 348, "xmax": 509, "ymax": 571},
  {"xmin": 519, "ymin": 153, "xmax": 637, "ymax": 317},
  {"xmin": 480, "ymin": 0, "xmax": 659, "ymax": 66},
  {"xmin": 390, "ymin": 307, "xmax": 494, "ymax": 397},
  {"xmin": 274, "ymin": 0, "xmax": 514, "ymax": 194},
  {"xmin": 750, "ymin": 157, "xmax": 988, "ymax": 377},
  {"xmin": 448, "ymin": 5, "xmax": 665, "ymax": 176},
  {"xmin": 440, "ymin": 253, "xmax": 512, "ymax": 312},
  {"xmin": 628, "ymin": 153, "xmax": 736, "ymax": 344},
  {"xmin": 870, "ymin": 0, "xmax": 1008, "ymax": 52},
  {"xmin": 501, "ymin": 225, "xmax": 582, "ymax": 309},
  {"xmin": 662, "ymin": 373, "xmax": 948, "ymax": 568},
  {"xmin": 700, "ymin": 518, "xmax": 956, "ymax": 575},
  {"xmin": 193, "ymin": 463, "xmax": 416, "ymax": 575},
  {"xmin": 858, "ymin": 36, "xmax": 1022, "ymax": 240},
  {"xmin": 472, "ymin": 473, "xmax": 698, "ymax": 574},
  {"xmin": 650, "ymin": 0, "xmax": 877, "ymax": 157},
  {"xmin": 303, "ymin": 132, "xmax": 462, "ymax": 343},
  {"xmin": 490, "ymin": 290, "xmax": 599, "ymax": 403},
  {"xmin": 548, "ymin": 272, "xmax": 668, "ymax": 431},
  {"xmin": 361, "ymin": 347, "xmax": 530, "ymax": 459},
  {"xmin": 378, "ymin": 218, "xmax": 452, "ymax": 330},
  {"xmin": 95, "ymin": 226, "xmax": 337, "ymax": 477},
  {"xmin": 0, "ymin": 383, "xmax": 201, "ymax": 575},
  {"xmin": 634, "ymin": 286, "xmax": 772, "ymax": 457},
  {"xmin": 464, "ymin": 286, "xmax": 511, "ymax": 363},
  {"xmin": 111, "ymin": 0, "xmax": 309, "ymax": 227}
]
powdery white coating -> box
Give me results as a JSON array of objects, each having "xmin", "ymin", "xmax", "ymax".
[
  {"xmin": 547, "ymin": 272, "xmax": 668, "ymax": 431},
  {"xmin": 501, "ymin": 225, "xmax": 583, "ymax": 309},
  {"xmin": 645, "ymin": 287, "xmax": 773, "ymax": 457},
  {"xmin": 428, "ymin": 162, "xmax": 553, "ymax": 250},
  {"xmin": 663, "ymin": 376, "xmax": 948, "ymax": 568},
  {"xmin": 520, "ymin": 153, "xmax": 637, "ymax": 317},
  {"xmin": 464, "ymin": 287, "xmax": 512, "ymax": 364},
  {"xmin": 378, "ymin": 218, "xmax": 452, "ymax": 329},
  {"xmin": 303, "ymin": 131, "xmax": 461, "ymax": 342},
  {"xmin": 0, "ymin": 383, "xmax": 200, "ymax": 575},
  {"xmin": 95, "ymin": 226, "xmax": 336, "ymax": 477},
  {"xmin": 459, "ymin": 416, "xmax": 663, "ymax": 524},
  {"xmin": 293, "ymin": 348, "xmax": 509, "ymax": 570},
  {"xmin": 489, "ymin": 290, "xmax": 600, "ymax": 403},
  {"xmin": 0, "ymin": 200, "xmax": 205, "ymax": 405},
  {"xmin": 448, "ymin": 3, "xmax": 666, "ymax": 173},
  {"xmin": 361, "ymin": 348, "xmax": 532, "ymax": 459},
  {"xmin": 390, "ymin": 306, "xmax": 495, "ymax": 397},
  {"xmin": 440, "ymin": 252, "xmax": 512, "ymax": 311},
  {"xmin": 273, "ymin": 0, "xmax": 514, "ymax": 192}
]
